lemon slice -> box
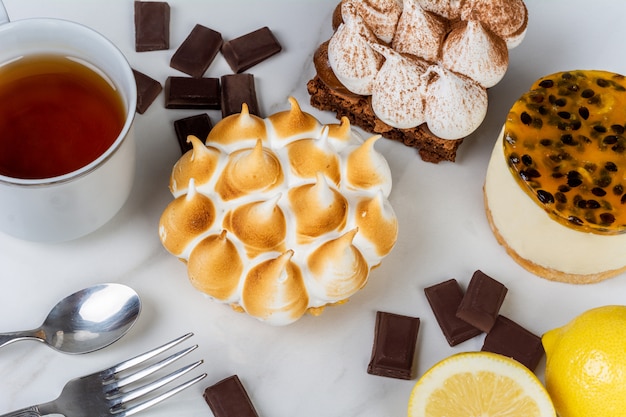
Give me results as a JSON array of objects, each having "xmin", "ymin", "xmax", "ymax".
[{"xmin": 408, "ymin": 351, "xmax": 555, "ymax": 417}]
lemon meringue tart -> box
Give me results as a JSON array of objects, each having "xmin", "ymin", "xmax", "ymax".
[{"xmin": 160, "ymin": 97, "xmax": 398, "ymax": 324}]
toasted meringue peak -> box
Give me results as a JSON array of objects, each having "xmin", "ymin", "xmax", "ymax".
[
  {"xmin": 242, "ymin": 250, "xmax": 309, "ymax": 325},
  {"xmin": 355, "ymin": 191, "xmax": 398, "ymax": 257},
  {"xmin": 417, "ymin": 0, "xmax": 461, "ymax": 19},
  {"xmin": 169, "ymin": 136, "xmax": 221, "ymax": 196},
  {"xmin": 289, "ymin": 173, "xmax": 348, "ymax": 242},
  {"xmin": 347, "ymin": 0, "xmax": 403, "ymax": 43},
  {"xmin": 160, "ymin": 98, "xmax": 398, "ymax": 325},
  {"xmin": 346, "ymin": 135, "xmax": 393, "ymax": 196},
  {"xmin": 215, "ymin": 139, "xmax": 284, "ymax": 201},
  {"xmin": 267, "ymin": 97, "xmax": 322, "ymax": 143},
  {"xmin": 441, "ymin": 19, "xmax": 508, "ymax": 88},
  {"xmin": 224, "ymin": 194, "xmax": 287, "ymax": 257},
  {"xmin": 159, "ymin": 179, "xmax": 216, "ymax": 257},
  {"xmin": 325, "ymin": 116, "xmax": 354, "ymax": 150},
  {"xmin": 307, "ymin": 229, "xmax": 369, "ymax": 301},
  {"xmin": 392, "ymin": 0, "xmax": 449, "ymax": 63},
  {"xmin": 460, "ymin": 0, "xmax": 528, "ymax": 49},
  {"xmin": 187, "ymin": 230, "xmax": 243, "ymax": 302},
  {"xmin": 423, "ymin": 65, "xmax": 488, "ymax": 139},
  {"xmin": 369, "ymin": 43, "xmax": 428, "ymax": 129},
  {"xmin": 286, "ymin": 129, "xmax": 341, "ymax": 185},
  {"xmin": 328, "ymin": 1, "xmax": 384, "ymax": 95},
  {"xmin": 206, "ymin": 103, "xmax": 268, "ymax": 148}
]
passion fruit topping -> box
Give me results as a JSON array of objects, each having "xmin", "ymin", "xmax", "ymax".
[{"xmin": 504, "ymin": 70, "xmax": 626, "ymax": 234}]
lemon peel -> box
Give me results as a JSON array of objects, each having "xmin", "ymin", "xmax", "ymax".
[{"xmin": 543, "ymin": 305, "xmax": 626, "ymax": 417}]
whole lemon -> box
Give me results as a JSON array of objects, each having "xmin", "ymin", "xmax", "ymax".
[{"xmin": 542, "ymin": 305, "xmax": 626, "ymax": 417}]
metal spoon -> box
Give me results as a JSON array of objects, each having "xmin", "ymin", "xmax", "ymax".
[{"xmin": 0, "ymin": 283, "xmax": 141, "ymax": 354}]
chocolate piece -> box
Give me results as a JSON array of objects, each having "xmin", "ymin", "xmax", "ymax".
[
  {"xmin": 456, "ymin": 270, "xmax": 508, "ymax": 333},
  {"xmin": 221, "ymin": 27, "xmax": 282, "ymax": 73},
  {"xmin": 174, "ymin": 113, "xmax": 213, "ymax": 154},
  {"xmin": 134, "ymin": 1, "xmax": 170, "ymax": 52},
  {"xmin": 424, "ymin": 279, "xmax": 482, "ymax": 346},
  {"xmin": 170, "ymin": 24, "xmax": 223, "ymax": 78},
  {"xmin": 203, "ymin": 375, "xmax": 260, "ymax": 417},
  {"xmin": 220, "ymin": 74, "xmax": 260, "ymax": 118},
  {"xmin": 482, "ymin": 315, "xmax": 544, "ymax": 371},
  {"xmin": 164, "ymin": 77, "xmax": 220, "ymax": 109},
  {"xmin": 367, "ymin": 311, "xmax": 420, "ymax": 380},
  {"xmin": 132, "ymin": 69, "xmax": 162, "ymax": 114}
]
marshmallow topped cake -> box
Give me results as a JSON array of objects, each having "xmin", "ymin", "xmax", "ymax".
[
  {"xmin": 307, "ymin": 0, "xmax": 528, "ymax": 163},
  {"xmin": 485, "ymin": 70, "xmax": 626, "ymax": 284},
  {"xmin": 159, "ymin": 98, "xmax": 398, "ymax": 325}
]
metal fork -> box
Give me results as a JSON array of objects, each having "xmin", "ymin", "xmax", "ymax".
[{"xmin": 0, "ymin": 333, "xmax": 207, "ymax": 417}]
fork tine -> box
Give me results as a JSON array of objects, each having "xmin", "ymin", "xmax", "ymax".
[
  {"xmin": 113, "ymin": 372, "xmax": 208, "ymax": 417},
  {"xmin": 111, "ymin": 359, "xmax": 204, "ymax": 403},
  {"xmin": 113, "ymin": 344, "xmax": 199, "ymax": 388},
  {"xmin": 108, "ymin": 333, "xmax": 194, "ymax": 375}
]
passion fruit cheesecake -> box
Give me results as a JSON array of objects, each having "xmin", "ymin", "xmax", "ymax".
[
  {"xmin": 159, "ymin": 97, "xmax": 398, "ymax": 325},
  {"xmin": 485, "ymin": 70, "xmax": 626, "ymax": 283}
]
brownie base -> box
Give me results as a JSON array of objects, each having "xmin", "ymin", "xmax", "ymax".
[{"xmin": 306, "ymin": 75, "xmax": 464, "ymax": 163}]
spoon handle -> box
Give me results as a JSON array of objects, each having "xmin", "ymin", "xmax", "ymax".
[{"xmin": 0, "ymin": 331, "xmax": 42, "ymax": 349}]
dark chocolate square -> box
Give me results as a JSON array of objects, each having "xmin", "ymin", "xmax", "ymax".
[
  {"xmin": 203, "ymin": 375, "xmax": 260, "ymax": 417},
  {"xmin": 424, "ymin": 279, "xmax": 482, "ymax": 346},
  {"xmin": 164, "ymin": 77, "xmax": 220, "ymax": 109},
  {"xmin": 170, "ymin": 24, "xmax": 223, "ymax": 78},
  {"xmin": 174, "ymin": 113, "xmax": 213, "ymax": 154},
  {"xmin": 132, "ymin": 69, "xmax": 162, "ymax": 114},
  {"xmin": 456, "ymin": 270, "xmax": 508, "ymax": 333},
  {"xmin": 134, "ymin": 1, "xmax": 170, "ymax": 52},
  {"xmin": 367, "ymin": 311, "xmax": 420, "ymax": 380},
  {"xmin": 482, "ymin": 315, "xmax": 544, "ymax": 371},
  {"xmin": 220, "ymin": 74, "xmax": 260, "ymax": 118},
  {"xmin": 221, "ymin": 26, "xmax": 282, "ymax": 73}
]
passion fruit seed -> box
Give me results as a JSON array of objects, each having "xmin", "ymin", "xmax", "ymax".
[
  {"xmin": 578, "ymin": 107, "xmax": 589, "ymax": 120},
  {"xmin": 581, "ymin": 89, "xmax": 595, "ymax": 98},
  {"xmin": 504, "ymin": 70, "xmax": 626, "ymax": 234},
  {"xmin": 539, "ymin": 79, "xmax": 554, "ymax": 88}
]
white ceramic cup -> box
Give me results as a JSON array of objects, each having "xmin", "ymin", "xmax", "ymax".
[{"xmin": 0, "ymin": 3, "xmax": 137, "ymax": 242}]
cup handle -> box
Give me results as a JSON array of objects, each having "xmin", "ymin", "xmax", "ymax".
[{"xmin": 0, "ymin": 1, "xmax": 9, "ymax": 24}]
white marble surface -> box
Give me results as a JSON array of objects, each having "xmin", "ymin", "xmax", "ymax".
[{"xmin": 1, "ymin": 0, "xmax": 626, "ymax": 415}]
